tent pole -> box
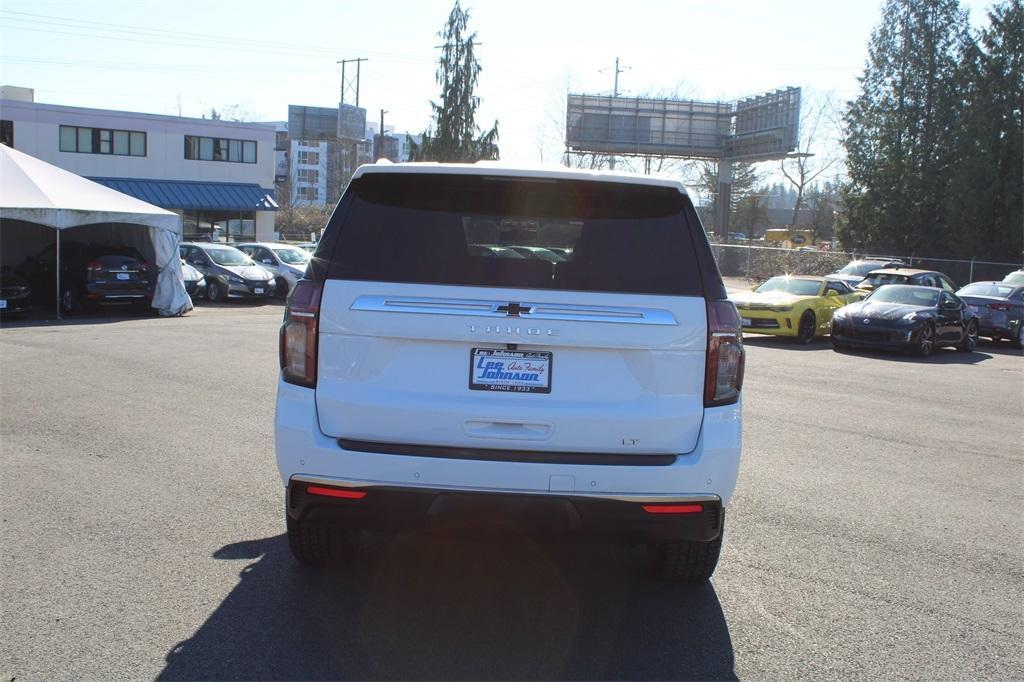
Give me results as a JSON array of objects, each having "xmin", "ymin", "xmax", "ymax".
[{"xmin": 56, "ymin": 230, "xmax": 61, "ymax": 320}]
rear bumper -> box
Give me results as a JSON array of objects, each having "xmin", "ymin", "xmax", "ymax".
[
  {"xmin": 288, "ymin": 477, "xmax": 723, "ymax": 542},
  {"xmin": 275, "ymin": 379, "xmax": 743, "ymax": 539},
  {"xmin": 85, "ymin": 284, "xmax": 151, "ymax": 302}
]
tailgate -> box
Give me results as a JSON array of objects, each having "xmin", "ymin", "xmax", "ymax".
[{"xmin": 315, "ymin": 281, "xmax": 707, "ymax": 456}]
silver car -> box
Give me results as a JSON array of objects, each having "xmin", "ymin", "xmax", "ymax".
[
  {"xmin": 179, "ymin": 243, "xmax": 276, "ymax": 302},
  {"xmin": 236, "ymin": 243, "xmax": 311, "ymax": 298}
]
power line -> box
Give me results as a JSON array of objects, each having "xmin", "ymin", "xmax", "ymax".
[{"xmin": 0, "ymin": 9, "xmax": 438, "ymax": 63}]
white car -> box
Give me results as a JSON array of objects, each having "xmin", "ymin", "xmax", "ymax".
[
  {"xmin": 275, "ymin": 163, "xmax": 745, "ymax": 582},
  {"xmin": 236, "ymin": 242, "xmax": 311, "ymax": 297}
]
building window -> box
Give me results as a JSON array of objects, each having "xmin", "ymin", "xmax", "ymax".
[
  {"xmin": 297, "ymin": 186, "xmax": 319, "ymax": 201},
  {"xmin": 297, "ymin": 168, "xmax": 319, "ymax": 184},
  {"xmin": 185, "ymin": 135, "xmax": 257, "ymax": 163},
  {"xmin": 297, "ymin": 150, "xmax": 319, "ymax": 165},
  {"xmin": 1, "ymin": 120, "xmax": 13, "ymax": 147},
  {"xmin": 58, "ymin": 125, "xmax": 146, "ymax": 156},
  {"xmin": 182, "ymin": 211, "xmax": 256, "ymax": 242}
]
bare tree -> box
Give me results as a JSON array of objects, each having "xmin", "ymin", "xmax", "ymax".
[{"xmin": 779, "ymin": 90, "xmax": 841, "ymax": 226}]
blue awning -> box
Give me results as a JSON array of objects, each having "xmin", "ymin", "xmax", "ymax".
[{"xmin": 89, "ymin": 177, "xmax": 278, "ymax": 212}]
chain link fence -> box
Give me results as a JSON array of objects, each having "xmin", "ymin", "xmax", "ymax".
[{"xmin": 709, "ymin": 243, "xmax": 1022, "ymax": 286}]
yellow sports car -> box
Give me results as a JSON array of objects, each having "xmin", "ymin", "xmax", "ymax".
[{"xmin": 730, "ymin": 275, "xmax": 865, "ymax": 344}]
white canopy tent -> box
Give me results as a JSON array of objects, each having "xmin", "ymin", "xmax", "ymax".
[{"xmin": 0, "ymin": 144, "xmax": 191, "ymax": 316}]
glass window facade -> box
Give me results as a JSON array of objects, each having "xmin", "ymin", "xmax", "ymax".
[
  {"xmin": 182, "ymin": 210, "xmax": 256, "ymax": 242},
  {"xmin": 184, "ymin": 135, "xmax": 258, "ymax": 163},
  {"xmin": 58, "ymin": 125, "xmax": 146, "ymax": 156}
]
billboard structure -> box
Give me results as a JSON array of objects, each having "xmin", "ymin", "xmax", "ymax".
[
  {"xmin": 566, "ymin": 87, "xmax": 800, "ymax": 161},
  {"xmin": 566, "ymin": 87, "xmax": 801, "ymax": 234}
]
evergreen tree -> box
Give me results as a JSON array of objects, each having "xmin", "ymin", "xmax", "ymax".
[
  {"xmin": 839, "ymin": 0, "xmax": 971, "ymax": 256},
  {"xmin": 411, "ymin": 1, "xmax": 499, "ymax": 162},
  {"xmin": 945, "ymin": 0, "xmax": 1023, "ymax": 262}
]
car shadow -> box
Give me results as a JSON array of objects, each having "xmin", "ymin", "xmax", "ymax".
[
  {"xmin": 832, "ymin": 345, "xmax": 995, "ymax": 364},
  {"xmin": 741, "ymin": 335, "xmax": 833, "ymax": 351},
  {"xmin": 0, "ymin": 304, "xmax": 158, "ymax": 328},
  {"xmin": 159, "ymin": 527, "xmax": 735, "ymax": 681},
  {"xmin": 978, "ymin": 339, "xmax": 1024, "ymax": 356}
]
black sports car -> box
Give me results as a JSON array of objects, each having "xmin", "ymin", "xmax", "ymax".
[{"xmin": 831, "ymin": 284, "xmax": 979, "ymax": 357}]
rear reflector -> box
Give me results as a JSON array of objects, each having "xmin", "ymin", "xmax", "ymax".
[
  {"xmin": 642, "ymin": 503, "xmax": 704, "ymax": 514},
  {"xmin": 306, "ymin": 485, "xmax": 366, "ymax": 500}
]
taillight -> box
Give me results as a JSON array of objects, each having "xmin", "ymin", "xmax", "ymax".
[
  {"xmin": 279, "ymin": 280, "xmax": 323, "ymax": 388},
  {"xmin": 86, "ymin": 260, "xmax": 104, "ymax": 277},
  {"xmin": 988, "ymin": 303, "xmax": 1010, "ymax": 311},
  {"xmin": 705, "ymin": 300, "xmax": 745, "ymax": 407}
]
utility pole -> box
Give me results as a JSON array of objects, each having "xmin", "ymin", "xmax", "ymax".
[
  {"xmin": 375, "ymin": 109, "xmax": 388, "ymax": 161},
  {"xmin": 335, "ymin": 57, "xmax": 368, "ymax": 196},
  {"xmin": 609, "ymin": 57, "xmax": 628, "ymax": 170},
  {"xmin": 337, "ymin": 57, "xmax": 368, "ymax": 106}
]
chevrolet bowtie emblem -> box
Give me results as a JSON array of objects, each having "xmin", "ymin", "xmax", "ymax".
[{"xmin": 496, "ymin": 302, "xmax": 531, "ymax": 317}]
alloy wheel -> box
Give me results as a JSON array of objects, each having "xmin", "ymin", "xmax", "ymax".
[{"xmin": 918, "ymin": 325, "xmax": 934, "ymax": 356}]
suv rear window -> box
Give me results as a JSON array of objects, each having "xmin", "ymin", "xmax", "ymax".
[{"xmin": 322, "ymin": 174, "xmax": 706, "ymax": 296}]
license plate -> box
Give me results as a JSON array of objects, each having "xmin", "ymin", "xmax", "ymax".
[
  {"xmin": 116, "ymin": 273, "xmax": 130, "ymax": 281},
  {"xmin": 0, "ymin": 299, "xmax": 6, "ymax": 309},
  {"xmin": 470, "ymin": 348, "xmax": 552, "ymax": 394},
  {"xmin": 740, "ymin": 317, "xmax": 752, "ymax": 326},
  {"xmin": 254, "ymin": 287, "xmax": 264, "ymax": 294}
]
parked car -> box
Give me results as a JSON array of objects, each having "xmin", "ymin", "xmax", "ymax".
[
  {"xmin": 180, "ymin": 259, "xmax": 207, "ymax": 300},
  {"xmin": 855, "ymin": 267, "xmax": 956, "ymax": 294},
  {"xmin": 831, "ymin": 284, "xmax": 978, "ymax": 357},
  {"xmin": 295, "ymin": 242, "xmax": 318, "ymax": 254},
  {"xmin": 276, "ymin": 163, "xmax": 744, "ymax": 582},
  {"xmin": 16, "ymin": 242, "xmax": 153, "ymax": 315},
  {"xmin": 1002, "ymin": 269, "xmax": 1024, "ymax": 286},
  {"xmin": 830, "ymin": 259, "xmax": 906, "ymax": 287},
  {"xmin": 729, "ymin": 275, "xmax": 864, "ymax": 344},
  {"xmin": 0, "ymin": 266, "xmax": 32, "ymax": 315},
  {"xmin": 235, "ymin": 242, "xmax": 311, "ymax": 298},
  {"xmin": 179, "ymin": 242, "xmax": 276, "ymax": 302},
  {"xmin": 955, "ymin": 281, "xmax": 1024, "ymax": 347}
]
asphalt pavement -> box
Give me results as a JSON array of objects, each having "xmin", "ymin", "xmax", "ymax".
[{"xmin": 1, "ymin": 302, "xmax": 1022, "ymax": 680}]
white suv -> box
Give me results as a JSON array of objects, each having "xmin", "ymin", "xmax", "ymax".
[{"xmin": 275, "ymin": 163, "xmax": 744, "ymax": 581}]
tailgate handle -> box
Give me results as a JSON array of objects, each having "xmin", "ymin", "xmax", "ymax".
[{"xmin": 464, "ymin": 420, "xmax": 552, "ymax": 440}]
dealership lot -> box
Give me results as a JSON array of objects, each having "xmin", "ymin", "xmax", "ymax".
[{"xmin": 1, "ymin": 305, "xmax": 1021, "ymax": 680}]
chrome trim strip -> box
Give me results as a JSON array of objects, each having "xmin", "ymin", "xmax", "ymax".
[
  {"xmin": 291, "ymin": 474, "xmax": 720, "ymax": 505},
  {"xmin": 350, "ymin": 295, "xmax": 677, "ymax": 326}
]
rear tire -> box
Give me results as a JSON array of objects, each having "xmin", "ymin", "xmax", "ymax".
[
  {"xmin": 958, "ymin": 319, "xmax": 978, "ymax": 353},
  {"xmin": 796, "ymin": 311, "xmax": 816, "ymax": 345},
  {"xmin": 275, "ymin": 277, "xmax": 289, "ymax": 300},
  {"xmin": 286, "ymin": 514, "xmax": 356, "ymax": 566},
  {"xmin": 650, "ymin": 516, "xmax": 724, "ymax": 582}
]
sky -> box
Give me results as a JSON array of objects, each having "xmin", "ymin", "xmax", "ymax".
[{"xmin": 0, "ymin": 0, "xmax": 999, "ymax": 172}]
